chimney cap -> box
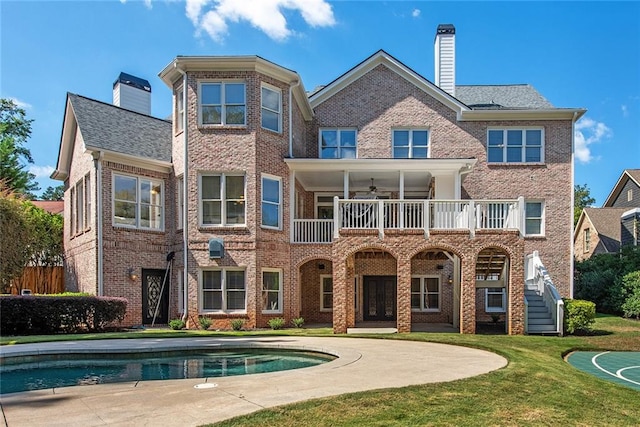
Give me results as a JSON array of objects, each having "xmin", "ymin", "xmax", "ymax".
[
  {"xmin": 113, "ymin": 72, "xmax": 151, "ymax": 93},
  {"xmin": 436, "ymin": 24, "xmax": 456, "ymax": 35}
]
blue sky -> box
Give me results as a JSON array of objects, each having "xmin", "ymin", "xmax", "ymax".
[{"xmin": 1, "ymin": 0, "xmax": 638, "ymax": 205}]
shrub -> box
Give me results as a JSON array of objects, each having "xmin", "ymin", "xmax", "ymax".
[
  {"xmin": 230, "ymin": 318, "xmax": 245, "ymax": 331},
  {"xmin": 621, "ymin": 271, "xmax": 640, "ymax": 319},
  {"xmin": 198, "ymin": 316, "xmax": 212, "ymax": 330},
  {"xmin": 0, "ymin": 295, "xmax": 127, "ymax": 335},
  {"xmin": 268, "ymin": 317, "xmax": 285, "ymax": 330},
  {"xmin": 291, "ymin": 317, "xmax": 305, "ymax": 328},
  {"xmin": 563, "ymin": 299, "xmax": 596, "ymax": 334},
  {"xmin": 169, "ymin": 319, "xmax": 185, "ymax": 330}
]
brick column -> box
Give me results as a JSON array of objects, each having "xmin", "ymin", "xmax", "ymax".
[
  {"xmin": 508, "ymin": 251, "xmax": 525, "ymax": 335},
  {"xmin": 345, "ymin": 262, "xmax": 356, "ymax": 328},
  {"xmin": 396, "ymin": 254, "xmax": 412, "ymax": 333},
  {"xmin": 460, "ymin": 257, "xmax": 476, "ymax": 334},
  {"xmin": 332, "ymin": 257, "xmax": 348, "ymax": 334}
]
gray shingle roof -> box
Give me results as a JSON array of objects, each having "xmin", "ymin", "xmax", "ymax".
[
  {"xmin": 455, "ymin": 84, "xmax": 554, "ymax": 109},
  {"xmin": 68, "ymin": 93, "xmax": 171, "ymax": 163},
  {"xmin": 584, "ymin": 207, "xmax": 628, "ymax": 253}
]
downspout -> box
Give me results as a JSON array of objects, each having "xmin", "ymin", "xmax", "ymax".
[
  {"xmin": 92, "ymin": 151, "xmax": 104, "ymax": 296},
  {"xmin": 175, "ymin": 63, "xmax": 189, "ymax": 322},
  {"xmin": 288, "ymin": 79, "xmax": 300, "ymax": 158},
  {"xmin": 570, "ymin": 111, "xmax": 578, "ymax": 299}
]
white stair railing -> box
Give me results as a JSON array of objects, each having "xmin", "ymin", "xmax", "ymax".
[{"xmin": 525, "ymin": 251, "xmax": 564, "ymax": 335}]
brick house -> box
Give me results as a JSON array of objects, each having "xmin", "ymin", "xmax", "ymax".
[
  {"xmin": 53, "ymin": 25, "xmax": 585, "ymax": 334},
  {"xmin": 574, "ymin": 169, "xmax": 640, "ymax": 260}
]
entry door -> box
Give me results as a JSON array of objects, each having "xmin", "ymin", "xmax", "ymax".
[
  {"xmin": 142, "ymin": 269, "xmax": 169, "ymax": 325},
  {"xmin": 363, "ymin": 276, "xmax": 396, "ymax": 321}
]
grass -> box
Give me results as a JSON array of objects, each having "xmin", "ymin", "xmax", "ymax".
[{"xmin": 2, "ymin": 316, "xmax": 639, "ymax": 426}]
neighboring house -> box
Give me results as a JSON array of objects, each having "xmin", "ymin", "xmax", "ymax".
[
  {"xmin": 52, "ymin": 24, "xmax": 585, "ymax": 334},
  {"xmin": 574, "ymin": 169, "xmax": 640, "ymax": 261},
  {"xmin": 32, "ymin": 201, "xmax": 64, "ymax": 216}
]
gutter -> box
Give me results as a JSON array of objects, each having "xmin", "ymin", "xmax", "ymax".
[
  {"xmin": 92, "ymin": 151, "xmax": 104, "ymax": 296},
  {"xmin": 175, "ymin": 64, "xmax": 189, "ymax": 323},
  {"xmin": 569, "ymin": 110, "xmax": 579, "ymax": 299},
  {"xmin": 288, "ymin": 79, "xmax": 300, "ymax": 158}
]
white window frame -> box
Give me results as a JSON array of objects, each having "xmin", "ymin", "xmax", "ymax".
[
  {"xmin": 70, "ymin": 186, "xmax": 76, "ymax": 237},
  {"xmin": 628, "ymin": 189, "xmax": 633, "ymax": 202},
  {"xmin": 320, "ymin": 274, "xmax": 333, "ymax": 312},
  {"xmin": 392, "ymin": 128, "xmax": 430, "ymax": 159},
  {"xmin": 175, "ymin": 86, "xmax": 184, "ymax": 133},
  {"xmin": 261, "ymin": 83, "xmax": 282, "ymax": 133},
  {"xmin": 315, "ymin": 193, "xmax": 339, "ymax": 219},
  {"xmin": 485, "ymin": 288, "xmax": 506, "ymax": 313},
  {"xmin": 525, "ymin": 200, "xmax": 545, "ymax": 236},
  {"xmin": 584, "ymin": 228, "xmax": 591, "ymax": 252},
  {"xmin": 199, "ymin": 173, "xmax": 246, "ymax": 227},
  {"xmin": 177, "ymin": 270, "xmax": 185, "ymax": 315},
  {"xmin": 487, "ymin": 127, "xmax": 545, "ymax": 164},
  {"xmin": 199, "ymin": 268, "xmax": 246, "ymax": 313},
  {"xmin": 319, "ymin": 128, "xmax": 357, "ymax": 159},
  {"xmin": 84, "ymin": 173, "xmax": 91, "ymax": 231},
  {"xmin": 261, "ymin": 174, "xmax": 282, "ymax": 230},
  {"xmin": 177, "ymin": 175, "xmax": 184, "ymax": 230},
  {"xmin": 411, "ymin": 275, "xmax": 441, "ymax": 312},
  {"xmin": 75, "ymin": 178, "xmax": 84, "ymax": 234},
  {"xmin": 261, "ymin": 268, "xmax": 283, "ymax": 314},
  {"xmin": 112, "ymin": 173, "xmax": 164, "ymax": 231},
  {"xmin": 198, "ymin": 81, "xmax": 246, "ymax": 126}
]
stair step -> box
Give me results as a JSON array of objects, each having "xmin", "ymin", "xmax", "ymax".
[
  {"xmin": 527, "ymin": 325, "xmax": 559, "ymax": 334},
  {"xmin": 527, "ymin": 301, "xmax": 546, "ymax": 308},
  {"xmin": 528, "ymin": 317, "xmax": 554, "ymax": 325},
  {"xmin": 528, "ymin": 311, "xmax": 551, "ymax": 319},
  {"xmin": 528, "ymin": 306, "xmax": 549, "ymax": 313}
]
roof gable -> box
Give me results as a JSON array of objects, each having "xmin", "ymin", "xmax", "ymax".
[
  {"xmin": 309, "ymin": 50, "xmax": 469, "ymax": 114},
  {"xmin": 603, "ymin": 169, "xmax": 640, "ymax": 207}
]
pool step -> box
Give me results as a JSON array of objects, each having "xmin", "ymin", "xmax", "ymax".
[{"xmin": 347, "ymin": 327, "xmax": 398, "ymax": 334}]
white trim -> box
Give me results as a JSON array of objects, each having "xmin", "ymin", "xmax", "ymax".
[
  {"xmin": 524, "ymin": 200, "xmax": 545, "ymax": 237},
  {"xmin": 318, "ymin": 128, "xmax": 358, "ymax": 159},
  {"xmin": 410, "ymin": 275, "xmax": 441, "ymax": 312},
  {"xmin": 460, "ymin": 108, "xmax": 586, "ymax": 121},
  {"xmin": 112, "ymin": 172, "xmax": 164, "ymax": 231},
  {"xmin": 320, "ymin": 274, "xmax": 333, "ymax": 312},
  {"xmin": 176, "ymin": 175, "xmax": 184, "ymax": 230},
  {"xmin": 392, "ymin": 128, "xmax": 430, "ymax": 159},
  {"xmin": 261, "ymin": 173, "xmax": 282, "ymax": 230},
  {"xmin": 198, "ymin": 172, "xmax": 246, "ymax": 227},
  {"xmin": 199, "ymin": 268, "xmax": 247, "ymax": 314},
  {"xmin": 261, "ymin": 268, "xmax": 283, "ymax": 314},
  {"xmin": 175, "ymin": 85, "xmax": 184, "ymax": 134},
  {"xmin": 485, "ymin": 288, "xmax": 506, "ymax": 313},
  {"xmin": 487, "ymin": 127, "xmax": 545, "ymax": 164},
  {"xmin": 177, "ymin": 269, "xmax": 185, "ymax": 315},
  {"xmin": 197, "ymin": 80, "xmax": 247, "ymax": 127},
  {"xmin": 261, "ymin": 83, "xmax": 282, "ymax": 133},
  {"xmin": 315, "ymin": 193, "xmax": 339, "ymax": 219},
  {"xmin": 285, "ymin": 158, "xmax": 477, "ymax": 173}
]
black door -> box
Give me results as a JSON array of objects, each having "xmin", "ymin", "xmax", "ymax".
[
  {"xmin": 142, "ymin": 269, "xmax": 169, "ymax": 325},
  {"xmin": 363, "ymin": 276, "xmax": 396, "ymax": 321}
]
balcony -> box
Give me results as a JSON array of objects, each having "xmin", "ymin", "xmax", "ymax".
[{"xmin": 292, "ymin": 197, "xmax": 524, "ymax": 244}]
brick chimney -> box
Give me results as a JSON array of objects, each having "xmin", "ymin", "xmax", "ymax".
[
  {"xmin": 434, "ymin": 24, "xmax": 456, "ymax": 97},
  {"xmin": 113, "ymin": 72, "xmax": 151, "ymax": 115}
]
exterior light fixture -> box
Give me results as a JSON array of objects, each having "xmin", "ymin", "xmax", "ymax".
[
  {"xmin": 128, "ymin": 268, "xmax": 139, "ymax": 281},
  {"xmin": 448, "ymin": 275, "xmax": 453, "ymax": 284}
]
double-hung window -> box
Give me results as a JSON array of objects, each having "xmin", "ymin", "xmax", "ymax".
[
  {"xmin": 177, "ymin": 176, "xmax": 184, "ymax": 230},
  {"xmin": 319, "ymin": 129, "xmax": 356, "ymax": 159},
  {"xmin": 488, "ymin": 128, "xmax": 544, "ymax": 163},
  {"xmin": 411, "ymin": 276, "xmax": 440, "ymax": 311},
  {"xmin": 262, "ymin": 269, "xmax": 282, "ymax": 313},
  {"xmin": 320, "ymin": 275, "xmax": 333, "ymax": 311},
  {"xmin": 393, "ymin": 129, "xmax": 429, "ymax": 158},
  {"xmin": 200, "ymin": 173, "xmax": 245, "ymax": 226},
  {"xmin": 113, "ymin": 174, "xmax": 163, "ymax": 230},
  {"xmin": 199, "ymin": 82, "xmax": 246, "ymax": 125},
  {"xmin": 584, "ymin": 228, "xmax": 591, "ymax": 252},
  {"xmin": 201, "ymin": 269, "xmax": 246, "ymax": 312},
  {"xmin": 525, "ymin": 201, "xmax": 544, "ymax": 236},
  {"xmin": 485, "ymin": 288, "xmax": 506, "ymax": 312},
  {"xmin": 261, "ymin": 84, "xmax": 281, "ymax": 133},
  {"xmin": 261, "ymin": 174, "xmax": 282, "ymax": 229},
  {"xmin": 175, "ymin": 87, "xmax": 184, "ymax": 132}
]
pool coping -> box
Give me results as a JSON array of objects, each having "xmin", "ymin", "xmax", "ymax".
[{"xmin": 0, "ymin": 336, "xmax": 507, "ymax": 426}]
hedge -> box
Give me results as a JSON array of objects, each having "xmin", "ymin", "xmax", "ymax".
[
  {"xmin": 0, "ymin": 295, "xmax": 127, "ymax": 335},
  {"xmin": 563, "ymin": 298, "xmax": 596, "ymax": 334}
]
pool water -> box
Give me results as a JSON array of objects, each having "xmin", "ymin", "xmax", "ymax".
[{"xmin": 0, "ymin": 349, "xmax": 334, "ymax": 394}]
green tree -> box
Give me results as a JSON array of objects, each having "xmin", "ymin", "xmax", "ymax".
[
  {"xmin": 0, "ymin": 98, "xmax": 39, "ymax": 198},
  {"xmin": 574, "ymin": 183, "xmax": 595, "ymax": 225},
  {"xmin": 0, "ymin": 185, "xmax": 32, "ymax": 292},
  {"xmin": 41, "ymin": 185, "xmax": 64, "ymax": 201}
]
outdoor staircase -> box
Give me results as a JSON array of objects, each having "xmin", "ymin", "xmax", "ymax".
[{"xmin": 524, "ymin": 288, "xmax": 557, "ymax": 334}]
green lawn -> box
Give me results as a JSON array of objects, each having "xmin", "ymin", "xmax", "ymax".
[{"xmin": 2, "ymin": 315, "xmax": 639, "ymax": 426}]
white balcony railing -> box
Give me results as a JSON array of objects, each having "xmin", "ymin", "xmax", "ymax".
[{"xmin": 292, "ymin": 197, "xmax": 524, "ymax": 243}]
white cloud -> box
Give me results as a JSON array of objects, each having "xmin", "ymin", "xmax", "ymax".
[
  {"xmin": 574, "ymin": 117, "xmax": 612, "ymax": 163},
  {"xmin": 186, "ymin": 0, "xmax": 336, "ymax": 43},
  {"xmin": 412, "ymin": 9, "xmax": 421, "ymax": 18},
  {"xmin": 622, "ymin": 104, "xmax": 629, "ymax": 117},
  {"xmin": 29, "ymin": 165, "xmax": 55, "ymax": 179},
  {"xmin": 144, "ymin": 0, "xmax": 152, "ymax": 9},
  {"xmin": 8, "ymin": 97, "xmax": 32, "ymax": 110}
]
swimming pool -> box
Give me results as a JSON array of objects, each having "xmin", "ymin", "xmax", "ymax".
[{"xmin": 0, "ymin": 349, "xmax": 335, "ymax": 394}]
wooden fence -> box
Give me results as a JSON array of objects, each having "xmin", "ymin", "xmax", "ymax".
[{"xmin": 10, "ymin": 266, "xmax": 65, "ymax": 295}]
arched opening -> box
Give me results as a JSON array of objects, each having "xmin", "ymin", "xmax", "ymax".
[
  {"xmin": 475, "ymin": 247, "xmax": 510, "ymax": 334},
  {"xmin": 410, "ymin": 248, "xmax": 460, "ymax": 332},
  {"xmin": 298, "ymin": 258, "xmax": 333, "ymax": 327},
  {"xmin": 353, "ymin": 249, "xmax": 398, "ymax": 326}
]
